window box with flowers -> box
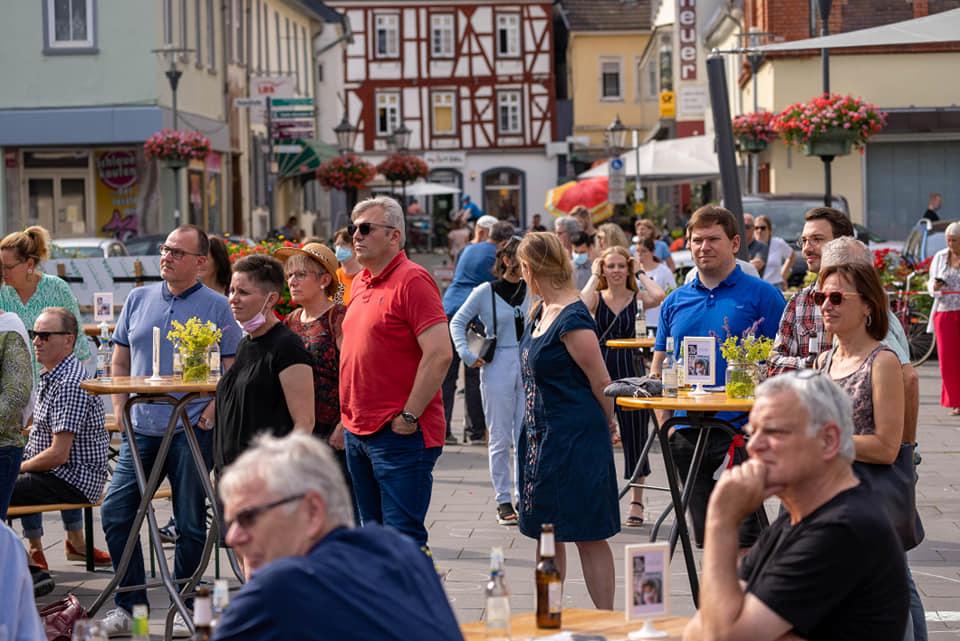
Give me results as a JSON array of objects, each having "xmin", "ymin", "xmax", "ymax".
[
  {"xmin": 732, "ymin": 111, "xmax": 776, "ymax": 153},
  {"xmin": 377, "ymin": 154, "xmax": 429, "ymax": 185},
  {"xmin": 774, "ymin": 94, "xmax": 886, "ymax": 159},
  {"xmin": 144, "ymin": 129, "xmax": 211, "ymax": 169}
]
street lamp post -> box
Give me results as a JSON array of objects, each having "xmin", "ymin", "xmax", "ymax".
[
  {"xmin": 393, "ymin": 124, "xmax": 412, "ymax": 209},
  {"xmin": 818, "ymin": 0, "xmax": 834, "ymax": 206},
  {"xmin": 604, "ymin": 115, "xmax": 628, "ymax": 217},
  {"xmin": 153, "ymin": 46, "xmax": 193, "ymax": 228},
  {"xmin": 333, "ymin": 114, "xmax": 359, "ymax": 213}
]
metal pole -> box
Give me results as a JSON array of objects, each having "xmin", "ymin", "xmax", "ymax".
[
  {"xmin": 819, "ymin": 0, "xmax": 833, "ymax": 206},
  {"xmin": 265, "ymin": 97, "xmax": 275, "ymax": 224},
  {"xmin": 166, "ymin": 67, "xmax": 184, "ymax": 227},
  {"xmin": 707, "ymin": 54, "xmax": 748, "ymax": 261}
]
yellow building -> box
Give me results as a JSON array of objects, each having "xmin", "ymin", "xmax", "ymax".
[{"xmin": 558, "ymin": 0, "xmax": 659, "ymax": 162}]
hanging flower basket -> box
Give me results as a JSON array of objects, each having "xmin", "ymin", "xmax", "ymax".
[
  {"xmin": 774, "ymin": 94, "xmax": 886, "ymax": 158},
  {"xmin": 377, "ymin": 153, "xmax": 429, "ymax": 184},
  {"xmin": 144, "ymin": 129, "xmax": 211, "ymax": 166},
  {"xmin": 316, "ymin": 154, "xmax": 377, "ymax": 191},
  {"xmin": 732, "ymin": 112, "xmax": 776, "ymax": 154}
]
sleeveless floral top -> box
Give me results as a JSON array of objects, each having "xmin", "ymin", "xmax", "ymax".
[
  {"xmin": 284, "ymin": 305, "xmax": 347, "ymax": 436},
  {"xmin": 820, "ymin": 344, "xmax": 893, "ymax": 436}
]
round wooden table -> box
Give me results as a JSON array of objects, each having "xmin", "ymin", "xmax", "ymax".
[
  {"xmin": 615, "ymin": 390, "xmax": 758, "ymax": 607},
  {"xmin": 80, "ymin": 376, "xmax": 221, "ymax": 638},
  {"xmin": 606, "ymin": 337, "xmax": 656, "ymax": 349},
  {"xmin": 461, "ymin": 608, "xmax": 689, "ymax": 640}
]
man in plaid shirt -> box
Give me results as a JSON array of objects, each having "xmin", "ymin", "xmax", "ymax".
[
  {"xmin": 9, "ymin": 307, "xmax": 110, "ymax": 571},
  {"xmin": 768, "ymin": 208, "xmax": 854, "ymax": 375}
]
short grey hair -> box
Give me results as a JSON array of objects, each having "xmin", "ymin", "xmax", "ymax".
[
  {"xmin": 352, "ymin": 196, "xmax": 406, "ymax": 246},
  {"xmin": 554, "ymin": 216, "xmax": 582, "ymax": 234},
  {"xmin": 755, "ymin": 372, "xmax": 855, "ymax": 461},
  {"xmin": 219, "ymin": 432, "xmax": 355, "ymax": 529},
  {"xmin": 946, "ymin": 221, "xmax": 960, "ymax": 238},
  {"xmin": 820, "ymin": 236, "xmax": 871, "ymax": 269}
]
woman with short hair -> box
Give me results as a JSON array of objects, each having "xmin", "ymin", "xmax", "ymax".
[
  {"xmin": 516, "ymin": 231, "xmax": 619, "ymax": 609},
  {"xmin": 215, "ymin": 255, "xmax": 314, "ymax": 470},
  {"xmin": 929, "ymin": 222, "xmax": 960, "ymax": 416},
  {"xmin": 332, "ymin": 227, "xmax": 362, "ymax": 305}
]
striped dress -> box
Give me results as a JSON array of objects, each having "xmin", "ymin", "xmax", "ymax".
[
  {"xmin": 596, "ymin": 295, "xmax": 651, "ymax": 479},
  {"xmin": 0, "ymin": 273, "xmax": 92, "ymax": 377}
]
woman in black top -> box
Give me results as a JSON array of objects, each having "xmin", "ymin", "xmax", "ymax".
[{"xmin": 215, "ymin": 255, "xmax": 314, "ymax": 470}]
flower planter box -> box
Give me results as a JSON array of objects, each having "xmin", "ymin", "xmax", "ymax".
[
  {"xmin": 803, "ymin": 128, "xmax": 856, "ymax": 158},
  {"xmin": 738, "ymin": 138, "xmax": 768, "ymax": 153},
  {"xmin": 163, "ymin": 158, "xmax": 189, "ymax": 170}
]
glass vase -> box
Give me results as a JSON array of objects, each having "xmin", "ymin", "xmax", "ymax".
[
  {"xmin": 725, "ymin": 361, "xmax": 759, "ymax": 399},
  {"xmin": 180, "ymin": 345, "xmax": 211, "ymax": 383}
]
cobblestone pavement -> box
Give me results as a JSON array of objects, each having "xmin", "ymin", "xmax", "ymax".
[{"xmin": 29, "ymin": 359, "xmax": 960, "ymax": 637}]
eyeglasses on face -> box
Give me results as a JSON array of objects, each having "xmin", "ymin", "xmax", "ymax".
[
  {"xmin": 0, "ymin": 260, "xmax": 23, "ymax": 271},
  {"xmin": 348, "ymin": 222, "xmax": 396, "ymax": 237},
  {"xmin": 754, "ymin": 225, "xmax": 768, "ymax": 231},
  {"xmin": 159, "ymin": 245, "xmax": 204, "ymax": 260},
  {"xmin": 29, "ymin": 330, "xmax": 72, "ymax": 341},
  {"xmin": 286, "ymin": 270, "xmax": 319, "ymax": 282},
  {"xmin": 813, "ymin": 291, "xmax": 861, "ymax": 306},
  {"xmin": 225, "ymin": 494, "xmax": 306, "ymax": 531}
]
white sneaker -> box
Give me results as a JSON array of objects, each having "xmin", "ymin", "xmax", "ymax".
[
  {"xmin": 100, "ymin": 608, "xmax": 131, "ymax": 637},
  {"xmin": 172, "ymin": 612, "xmax": 191, "ymax": 638}
]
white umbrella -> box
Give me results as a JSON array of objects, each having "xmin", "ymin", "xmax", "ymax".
[
  {"xmin": 404, "ymin": 182, "xmax": 462, "ymax": 197},
  {"xmin": 578, "ymin": 135, "xmax": 719, "ymax": 183}
]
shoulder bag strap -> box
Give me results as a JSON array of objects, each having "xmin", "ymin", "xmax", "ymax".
[{"xmin": 490, "ymin": 283, "xmax": 498, "ymax": 337}]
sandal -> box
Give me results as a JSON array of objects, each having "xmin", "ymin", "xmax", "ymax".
[
  {"xmin": 951, "ymin": 408, "xmax": 960, "ymax": 416},
  {"xmin": 624, "ymin": 501, "xmax": 645, "ymax": 527}
]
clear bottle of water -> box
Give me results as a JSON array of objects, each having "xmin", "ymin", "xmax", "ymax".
[
  {"xmin": 212, "ymin": 579, "xmax": 230, "ymax": 629},
  {"xmin": 662, "ymin": 337, "xmax": 678, "ymax": 397},
  {"xmin": 172, "ymin": 341, "xmax": 183, "ymax": 378},
  {"xmin": 635, "ymin": 300, "xmax": 647, "ymax": 338},
  {"xmin": 485, "ymin": 546, "xmax": 511, "ymax": 640},
  {"xmin": 208, "ymin": 341, "xmax": 221, "ymax": 381},
  {"xmin": 96, "ymin": 322, "xmax": 112, "ymax": 381}
]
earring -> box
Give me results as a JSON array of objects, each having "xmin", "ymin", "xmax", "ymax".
[{"xmin": 865, "ymin": 314, "xmax": 872, "ymax": 327}]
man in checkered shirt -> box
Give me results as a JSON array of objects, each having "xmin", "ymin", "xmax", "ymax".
[{"xmin": 9, "ymin": 307, "xmax": 110, "ymax": 571}]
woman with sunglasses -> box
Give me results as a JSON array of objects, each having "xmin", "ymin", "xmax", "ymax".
[
  {"xmin": 0, "ymin": 226, "xmax": 91, "ymax": 373},
  {"xmin": 516, "ymin": 232, "xmax": 619, "ymax": 610},
  {"xmin": 580, "ymin": 246, "xmax": 665, "ymax": 527},
  {"xmin": 449, "ymin": 236, "xmax": 529, "ymax": 526},
  {"xmin": 753, "ymin": 215, "xmax": 795, "ymax": 290}
]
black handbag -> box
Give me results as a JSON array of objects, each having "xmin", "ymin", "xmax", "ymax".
[
  {"xmin": 465, "ymin": 285, "xmax": 498, "ymax": 363},
  {"xmin": 853, "ymin": 443, "xmax": 925, "ymax": 551}
]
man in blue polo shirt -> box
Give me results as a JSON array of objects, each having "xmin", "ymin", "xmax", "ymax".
[
  {"xmin": 651, "ymin": 206, "xmax": 784, "ymax": 549},
  {"xmin": 99, "ymin": 225, "xmax": 241, "ymax": 636},
  {"xmin": 214, "ymin": 432, "xmax": 464, "ymax": 641}
]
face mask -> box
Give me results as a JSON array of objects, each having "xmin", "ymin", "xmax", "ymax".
[
  {"xmin": 237, "ymin": 294, "xmax": 274, "ymax": 334},
  {"xmin": 335, "ymin": 246, "xmax": 353, "ymax": 262},
  {"xmin": 572, "ymin": 252, "xmax": 589, "ymax": 266}
]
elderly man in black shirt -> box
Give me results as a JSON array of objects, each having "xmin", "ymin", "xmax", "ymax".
[{"xmin": 683, "ymin": 371, "xmax": 908, "ymax": 641}]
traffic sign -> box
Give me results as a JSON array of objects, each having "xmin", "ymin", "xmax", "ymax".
[
  {"xmin": 270, "ymin": 97, "xmax": 313, "ymax": 107},
  {"xmin": 608, "ymin": 157, "xmax": 626, "ymax": 205},
  {"xmin": 275, "ymin": 144, "xmax": 304, "ymax": 154},
  {"xmin": 272, "ymin": 110, "xmax": 315, "ymax": 119}
]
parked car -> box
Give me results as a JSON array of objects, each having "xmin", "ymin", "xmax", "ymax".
[
  {"xmin": 123, "ymin": 234, "xmax": 166, "ymax": 256},
  {"xmin": 51, "ymin": 238, "xmax": 128, "ymax": 259},
  {"xmin": 903, "ymin": 219, "xmax": 950, "ymax": 265}
]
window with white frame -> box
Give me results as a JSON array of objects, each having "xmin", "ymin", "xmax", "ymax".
[
  {"xmin": 232, "ymin": 0, "xmax": 244, "ymax": 63},
  {"xmin": 497, "ymin": 91, "xmax": 522, "ymax": 134},
  {"xmin": 46, "ymin": 0, "xmax": 95, "ymax": 49},
  {"xmin": 642, "ymin": 58, "xmax": 658, "ymax": 100},
  {"xmin": 600, "ymin": 59, "xmax": 622, "ymax": 99},
  {"xmin": 431, "ymin": 14, "xmax": 454, "ymax": 58},
  {"xmin": 374, "ymin": 14, "xmax": 399, "ymax": 58},
  {"xmin": 376, "ymin": 93, "xmax": 401, "ymax": 136},
  {"xmin": 194, "ymin": 0, "xmax": 203, "ymax": 67},
  {"xmin": 432, "ymin": 92, "xmax": 456, "ymax": 136},
  {"xmin": 496, "ymin": 13, "xmax": 520, "ymax": 57},
  {"xmin": 206, "ymin": 0, "xmax": 216, "ymax": 69}
]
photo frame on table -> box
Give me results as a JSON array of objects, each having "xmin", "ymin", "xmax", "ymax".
[
  {"xmin": 625, "ymin": 543, "xmax": 671, "ymax": 639},
  {"xmin": 682, "ymin": 336, "xmax": 715, "ymax": 394},
  {"xmin": 93, "ymin": 292, "xmax": 114, "ymax": 322}
]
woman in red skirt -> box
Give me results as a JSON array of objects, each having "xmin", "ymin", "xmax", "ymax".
[{"xmin": 929, "ymin": 221, "xmax": 960, "ymax": 415}]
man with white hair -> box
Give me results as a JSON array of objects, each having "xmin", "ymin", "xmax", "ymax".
[
  {"xmin": 683, "ymin": 372, "xmax": 908, "ymax": 641},
  {"xmin": 553, "ymin": 215, "xmax": 582, "ymax": 255},
  {"xmin": 340, "ymin": 197, "xmax": 452, "ymax": 551},
  {"xmin": 212, "ymin": 433, "xmax": 464, "ymax": 641}
]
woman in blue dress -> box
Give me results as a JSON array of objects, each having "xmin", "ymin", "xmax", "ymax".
[
  {"xmin": 581, "ymin": 246, "xmax": 665, "ymax": 527},
  {"xmin": 516, "ymin": 232, "xmax": 620, "ymax": 610}
]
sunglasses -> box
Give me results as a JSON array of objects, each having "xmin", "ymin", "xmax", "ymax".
[
  {"xmin": 224, "ymin": 494, "xmax": 305, "ymax": 532},
  {"xmin": 813, "ymin": 291, "xmax": 860, "ymax": 306},
  {"xmin": 348, "ymin": 222, "xmax": 396, "ymax": 237},
  {"xmin": 754, "ymin": 225, "xmax": 768, "ymax": 231},
  {"xmin": 29, "ymin": 330, "xmax": 72, "ymax": 341},
  {"xmin": 159, "ymin": 245, "xmax": 204, "ymax": 260}
]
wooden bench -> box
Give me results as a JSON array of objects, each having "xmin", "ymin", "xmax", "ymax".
[{"xmin": 7, "ymin": 501, "xmax": 100, "ymax": 572}]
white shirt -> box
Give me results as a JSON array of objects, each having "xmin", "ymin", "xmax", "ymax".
[
  {"xmin": 762, "ymin": 236, "xmax": 794, "ymax": 286},
  {"xmin": 639, "ymin": 262, "xmax": 675, "ymax": 327}
]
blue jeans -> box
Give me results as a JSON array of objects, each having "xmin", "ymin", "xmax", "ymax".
[
  {"xmin": 0, "ymin": 445, "xmax": 24, "ymax": 520},
  {"xmin": 344, "ymin": 428, "xmax": 441, "ymax": 548},
  {"xmin": 100, "ymin": 429, "xmax": 213, "ymax": 613},
  {"xmin": 907, "ymin": 566, "xmax": 927, "ymax": 641}
]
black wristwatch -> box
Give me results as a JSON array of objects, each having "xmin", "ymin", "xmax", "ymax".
[{"xmin": 399, "ymin": 411, "xmax": 419, "ymax": 425}]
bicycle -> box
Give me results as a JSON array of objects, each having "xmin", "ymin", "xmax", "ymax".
[{"xmin": 888, "ymin": 271, "xmax": 937, "ymax": 367}]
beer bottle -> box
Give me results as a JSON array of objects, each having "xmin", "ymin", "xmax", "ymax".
[
  {"xmin": 191, "ymin": 586, "xmax": 213, "ymax": 641},
  {"xmin": 535, "ymin": 524, "xmax": 562, "ymax": 629}
]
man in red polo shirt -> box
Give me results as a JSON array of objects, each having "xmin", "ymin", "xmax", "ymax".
[{"xmin": 339, "ymin": 196, "xmax": 452, "ymax": 549}]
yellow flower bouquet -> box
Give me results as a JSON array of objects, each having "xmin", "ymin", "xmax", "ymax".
[{"xmin": 167, "ymin": 318, "xmax": 222, "ymax": 382}]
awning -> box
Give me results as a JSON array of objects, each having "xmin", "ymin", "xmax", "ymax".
[
  {"xmin": 578, "ymin": 135, "xmax": 719, "ymax": 183},
  {"xmin": 756, "ymin": 8, "xmax": 960, "ymax": 52},
  {"xmin": 276, "ymin": 139, "xmax": 339, "ymax": 178}
]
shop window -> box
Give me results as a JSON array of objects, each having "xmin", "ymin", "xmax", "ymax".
[{"xmin": 482, "ymin": 168, "xmax": 524, "ymax": 223}]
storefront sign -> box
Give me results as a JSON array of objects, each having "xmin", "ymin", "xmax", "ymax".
[
  {"xmin": 249, "ymin": 75, "xmax": 296, "ymax": 125},
  {"xmin": 678, "ymin": 0, "xmax": 697, "ymax": 81},
  {"xmin": 677, "ymin": 85, "xmax": 708, "ymax": 120},
  {"xmin": 659, "ymin": 90, "xmax": 676, "ymax": 119},
  {"xmin": 424, "ymin": 151, "xmax": 466, "ymax": 168},
  {"xmin": 95, "ymin": 149, "xmax": 141, "ymax": 240}
]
